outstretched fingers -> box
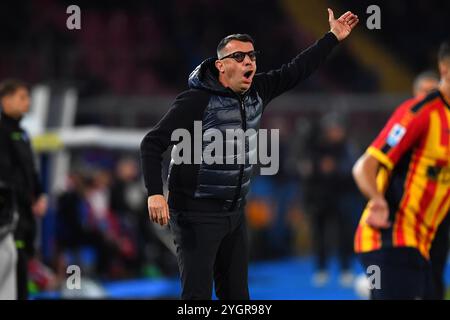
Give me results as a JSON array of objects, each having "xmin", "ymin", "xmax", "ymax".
[
  {"xmin": 348, "ymin": 16, "xmax": 359, "ymax": 29},
  {"xmin": 338, "ymin": 11, "xmax": 352, "ymax": 22}
]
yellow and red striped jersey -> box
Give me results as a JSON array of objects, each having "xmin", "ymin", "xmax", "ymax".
[{"xmin": 355, "ymin": 90, "xmax": 450, "ymax": 259}]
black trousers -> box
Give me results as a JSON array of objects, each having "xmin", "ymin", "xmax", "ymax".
[
  {"xmin": 169, "ymin": 209, "xmax": 249, "ymax": 300},
  {"xmin": 359, "ymin": 247, "xmax": 435, "ymax": 300},
  {"xmin": 429, "ymin": 212, "xmax": 450, "ymax": 300},
  {"xmin": 15, "ymin": 202, "xmax": 36, "ymax": 300},
  {"xmin": 16, "ymin": 248, "xmax": 28, "ymax": 300}
]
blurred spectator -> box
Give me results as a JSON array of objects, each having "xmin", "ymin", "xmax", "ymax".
[
  {"xmin": 56, "ymin": 169, "xmax": 136, "ymax": 279},
  {"xmin": 413, "ymin": 71, "xmax": 439, "ymax": 97},
  {"xmin": 110, "ymin": 157, "xmax": 142, "ymax": 217},
  {"xmin": 297, "ymin": 112, "xmax": 359, "ymax": 287},
  {"xmin": 55, "ymin": 171, "xmax": 85, "ymax": 268},
  {"xmin": 110, "ymin": 157, "xmax": 148, "ymax": 274}
]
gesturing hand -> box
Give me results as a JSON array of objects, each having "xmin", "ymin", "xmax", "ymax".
[
  {"xmin": 328, "ymin": 8, "xmax": 359, "ymax": 41},
  {"xmin": 148, "ymin": 194, "xmax": 170, "ymax": 226}
]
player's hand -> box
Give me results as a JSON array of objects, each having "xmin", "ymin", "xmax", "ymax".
[
  {"xmin": 32, "ymin": 194, "xmax": 48, "ymax": 217},
  {"xmin": 147, "ymin": 194, "xmax": 170, "ymax": 226},
  {"xmin": 328, "ymin": 8, "xmax": 359, "ymax": 41},
  {"xmin": 366, "ymin": 196, "xmax": 391, "ymax": 229}
]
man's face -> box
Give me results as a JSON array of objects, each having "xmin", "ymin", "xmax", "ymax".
[
  {"xmin": 414, "ymin": 77, "xmax": 439, "ymax": 98},
  {"xmin": 325, "ymin": 125, "xmax": 345, "ymax": 143},
  {"xmin": 215, "ymin": 40, "xmax": 257, "ymax": 94},
  {"xmin": 1, "ymin": 87, "xmax": 30, "ymax": 118}
]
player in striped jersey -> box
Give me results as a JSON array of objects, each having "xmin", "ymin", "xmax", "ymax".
[
  {"xmin": 412, "ymin": 71, "xmax": 450, "ymax": 300},
  {"xmin": 352, "ymin": 42, "xmax": 450, "ymax": 300}
]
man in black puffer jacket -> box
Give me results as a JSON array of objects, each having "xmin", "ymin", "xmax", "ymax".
[{"xmin": 141, "ymin": 9, "xmax": 358, "ymax": 299}]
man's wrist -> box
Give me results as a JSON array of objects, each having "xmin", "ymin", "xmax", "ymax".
[
  {"xmin": 370, "ymin": 194, "xmax": 385, "ymax": 202},
  {"xmin": 148, "ymin": 193, "xmax": 164, "ymax": 198},
  {"xmin": 323, "ymin": 30, "xmax": 340, "ymax": 46},
  {"xmin": 147, "ymin": 189, "xmax": 164, "ymax": 197},
  {"xmin": 329, "ymin": 29, "xmax": 340, "ymax": 41}
]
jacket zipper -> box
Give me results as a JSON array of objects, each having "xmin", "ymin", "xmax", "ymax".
[{"xmin": 229, "ymin": 97, "xmax": 246, "ymax": 211}]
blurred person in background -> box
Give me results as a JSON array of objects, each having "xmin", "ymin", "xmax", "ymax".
[
  {"xmin": 352, "ymin": 42, "xmax": 450, "ymax": 299},
  {"xmin": 298, "ymin": 113, "xmax": 358, "ymax": 287},
  {"xmin": 0, "ymin": 181, "xmax": 16, "ymax": 299},
  {"xmin": 83, "ymin": 169, "xmax": 136, "ymax": 278},
  {"xmin": 55, "ymin": 171, "xmax": 107, "ymax": 277},
  {"xmin": 0, "ymin": 79, "xmax": 48, "ymax": 300},
  {"xmin": 413, "ymin": 71, "xmax": 440, "ymax": 98},
  {"xmin": 110, "ymin": 157, "xmax": 148, "ymax": 274},
  {"xmin": 56, "ymin": 168, "xmax": 135, "ymax": 279},
  {"xmin": 413, "ymin": 70, "xmax": 450, "ymax": 299},
  {"xmin": 110, "ymin": 158, "xmax": 142, "ymax": 218},
  {"xmin": 55, "ymin": 172, "xmax": 90, "ymax": 275},
  {"xmin": 141, "ymin": 9, "xmax": 358, "ymax": 299}
]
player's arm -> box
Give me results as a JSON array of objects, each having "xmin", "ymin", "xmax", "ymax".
[
  {"xmin": 253, "ymin": 9, "xmax": 358, "ymax": 105},
  {"xmin": 352, "ymin": 153, "xmax": 390, "ymax": 229},
  {"xmin": 353, "ymin": 153, "xmax": 382, "ymax": 200}
]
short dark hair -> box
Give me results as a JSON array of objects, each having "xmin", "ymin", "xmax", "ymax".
[
  {"xmin": 438, "ymin": 41, "xmax": 450, "ymax": 62},
  {"xmin": 0, "ymin": 79, "xmax": 28, "ymax": 99},
  {"xmin": 217, "ymin": 34, "xmax": 254, "ymax": 58}
]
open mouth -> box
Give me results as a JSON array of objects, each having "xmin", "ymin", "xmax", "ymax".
[{"xmin": 243, "ymin": 70, "xmax": 253, "ymax": 79}]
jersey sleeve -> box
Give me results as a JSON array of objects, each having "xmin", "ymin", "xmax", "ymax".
[{"xmin": 367, "ymin": 98, "xmax": 428, "ymax": 170}]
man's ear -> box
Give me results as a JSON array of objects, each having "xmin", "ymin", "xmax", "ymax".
[
  {"xmin": 215, "ymin": 60, "xmax": 225, "ymax": 73},
  {"xmin": 439, "ymin": 61, "xmax": 450, "ymax": 79}
]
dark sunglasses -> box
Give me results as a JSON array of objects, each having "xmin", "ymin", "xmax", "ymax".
[{"xmin": 219, "ymin": 50, "xmax": 260, "ymax": 62}]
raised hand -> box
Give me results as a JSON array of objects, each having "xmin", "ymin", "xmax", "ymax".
[{"xmin": 328, "ymin": 8, "xmax": 359, "ymax": 41}]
